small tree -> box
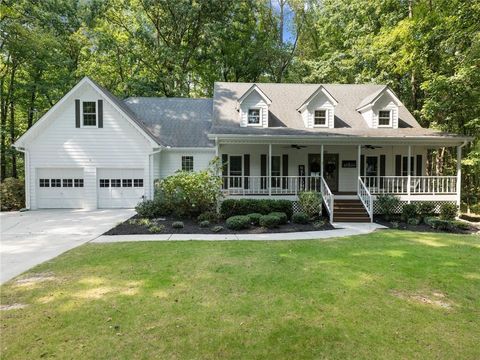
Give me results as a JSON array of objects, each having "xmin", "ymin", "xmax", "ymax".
[
  {"xmin": 376, "ymin": 194, "xmax": 401, "ymax": 220},
  {"xmin": 298, "ymin": 191, "xmax": 322, "ymax": 219}
]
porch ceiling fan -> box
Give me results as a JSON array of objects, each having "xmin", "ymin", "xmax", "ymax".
[
  {"xmin": 363, "ymin": 145, "xmax": 382, "ymax": 150},
  {"xmin": 286, "ymin": 144, "xmax": 308, "ymax": 150}
]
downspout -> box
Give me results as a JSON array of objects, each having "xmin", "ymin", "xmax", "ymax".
[
  {"xmin": 148, "ymin": 148, "xmax": 163, "ymax": 200},
  {"xmin": 456, "ymin": 141, "xmax": 468, "ymax": 209},
  {"xmin": 13, "ymin": 146, "xmax": 30, "ymax": 210}
]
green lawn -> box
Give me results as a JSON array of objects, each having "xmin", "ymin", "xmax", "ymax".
[{"xmin": 1, "ymin": 231, "xmax": 479, "ymax": 359}]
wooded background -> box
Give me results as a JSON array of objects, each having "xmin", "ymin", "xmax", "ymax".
[{"xmin": 1, "ymin": 0, "xmax": 479, "ymax": 209}]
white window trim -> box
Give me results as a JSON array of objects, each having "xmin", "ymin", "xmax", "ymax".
[
  {"xmin": 313, "ymin": 109, "xmax": 328, "ymax": 128},
  {"xmin": 246, "ymin": 108, "xmax": 262, "ymax": 127},
  {"xmin": 81, "ymin": 101, "xmax": 98, "ymax": 128},
  {"xmin": 377, "ymin": 109, "xmax": 392, "ymax": 128}
]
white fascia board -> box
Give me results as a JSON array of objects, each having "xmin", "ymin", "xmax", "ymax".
[
  {"xmin": 297, "ymin": 86, "xmax": 338, "ymax": 112},
  {"xmin": 356, "ymin": 87, "xmax": 402, "ymax": 112},
  {"xmin": 237, "ymin": 84, "xmax": 272, "ymax": 106}
]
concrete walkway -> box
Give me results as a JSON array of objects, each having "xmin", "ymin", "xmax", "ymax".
[
  {"xmin": 93, "ymin": 222, "xmax": 386, "ymax": 242},
  {"xmin": 0, "ymin": 209, "xmax": 134, "ymax": 284}
]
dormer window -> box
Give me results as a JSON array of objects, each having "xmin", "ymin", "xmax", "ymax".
[
  {"xmin": 248, "ymin": 109, "xmax": 261, "ymax": 125},
  {"xmin": 314, "ymin": 110, "xmax": 327, "ymax": 127},
  {"xmin": 378, "ymin": 110, "xmax": 392, "ymax": 127},
  {"xmin": 82, "ymin": 101, "xmax": 97, "ymax": 126}
]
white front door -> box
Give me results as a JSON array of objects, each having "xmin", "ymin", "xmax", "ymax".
[
  {"xmin": 36, "ymin": 168, "xmax": 85, "ymax": 208},
  {"xmin": 97, "ymin": 168, "xmax": 145, "ymax": 208}
]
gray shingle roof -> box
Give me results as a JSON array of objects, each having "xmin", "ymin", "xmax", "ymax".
[
  {"xmin": 123, "ymin": 97, "xmax": 214, "ymax": 147},
  {"xmin": 211, "ymin": 82, "xmax": 451, "ymax": 138}
]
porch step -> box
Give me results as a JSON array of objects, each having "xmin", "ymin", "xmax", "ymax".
[{"xmin": 332, "ymin": 198, "xmax": 370, "ymax": 223}]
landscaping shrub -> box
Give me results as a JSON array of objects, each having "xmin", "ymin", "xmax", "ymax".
[
  {"xmin": 424, "ymin": 217, "xmax": 467, "ymax": 232},
  {"xmin": 199, "ymin": 220, "xmax": 210, "ymax": 228},
  {"xmin": 172, "ymin": 221, "xmax": 184, "ymax": 229},
  {"xmin": 298, "ymin": 191, "xmax": 322, "ymax": 219},
  {"xmin": 148, "ymin": 224, "xmax": 165, "ymax": 233},
  {"xmin": 470, "ymin": 203, "xmax": 480, "ymax": 214},
  {"xmin": 247, "ymin": 213, "xmax": 262, "ymax": 226},
  {"xmin": 269, "ymin": 212, "xmax": 287, "ymax": 225},
  {"xmin": 259, "ymin": 214, "xmax": 281, "ymax": 228},
  {"xmin": 135, "ymin": 198, "xmax": 171, "ymax": 219},
  {"xmin": 211, "ymin": 225, "xmax": 224, "ymax": 233},
  {"xmin": 424, "ymin": 216, "xmax": 438, "ymax": 227},
  {"xmin": 402, "ymin": 204, "xmax": 418, "ymax": 221},
  {"xmin": 156, "ymin": 162, "xmax": 222, "ymax": 218},
  {"xmin": 0, "ymin": 177, "xmax": 25, "ymax": 211},
  {"xmin": 440, "ymin": 203, "xmax": 457, "ymax": 220},
  {"xmin": 417, "ymin": 202, "xmax": 436, "ymax": 218},
  {"xmin": 292, "ymin": 212, "xmax": 309, "ymax": 224},
  {"xmin": 220, "ymin": 199, "xmax": 293, "ymax": 219},
  {"xmin": 449, "ymin": 220, "xmax": 469, "ymax": 230},
  {"xmin": 313, "ymin": 220, "xmax": 326, "ymax": 229},
  {"xmin": 197, "ymin": 211, "xmax": 219, "ymax": 223},
  {"xmin": 225, "ymin": 215, "xmax": 250, "ymax": 230},
  {"xmin": 407, "ymin": 218, "xmax": 420, "ymax": 226},
  {"xmin": 376, "ymin": 194, "xmax": 400, "ymax": 220}
]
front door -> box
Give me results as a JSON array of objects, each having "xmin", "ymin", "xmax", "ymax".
[{"xmin": 323, "ymin": 154, "xmax": 339, "ymax": 192}]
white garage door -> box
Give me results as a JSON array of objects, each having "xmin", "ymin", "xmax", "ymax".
[
  {"xmin": 97, "ymin": 168, "xmax": 145, "ymax": 208},
  {"xmin": 36, "ymin": 168, "xmax": 85, "ymax": 208}
]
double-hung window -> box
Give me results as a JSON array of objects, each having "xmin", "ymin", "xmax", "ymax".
[
  {"xmin": 378, "ymin": 110, "xmax": 391, "ymax": 127},
  {"xmin": 314, "ymin": 110, "xmax": 327, "ymax": 126},
  {"xmin": 247, "ymin": 109, "xmax": 261, "ymax": 125},
  {"xmin": 83, "ymin": 101, "xmax": 97, "ymax": 126},
  {"xmin": 181, "ymin": 156, "xmax": 194, "ymax": 172}
]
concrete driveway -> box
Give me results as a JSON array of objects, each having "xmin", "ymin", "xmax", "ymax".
[{"xmin": 0, "ymin": 209, "xmax": 134, "ymax": 284}]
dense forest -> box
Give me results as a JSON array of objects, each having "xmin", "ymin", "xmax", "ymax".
[{"xmin": 1, "ymin": 0, "xmax": 479, "ymax": 209}]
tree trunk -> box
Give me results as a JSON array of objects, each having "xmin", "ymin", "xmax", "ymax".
[
  {"xmin": 9, "ymin": 63, "xmax": 17, "ymax": 178},
  {"xmin": 0, "ymin": 76, "xmax": 7, "ymax": 182}
]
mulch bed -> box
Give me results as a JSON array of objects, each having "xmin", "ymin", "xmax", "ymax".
[
  {"xmin": 375, "ymin": 217, "xmax": 479, "ymax": 235},
  {"xmin": 105, "ymin": 215, "xmax": 334, "ymax": 235}
]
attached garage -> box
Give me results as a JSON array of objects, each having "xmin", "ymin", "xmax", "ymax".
[
  {"xmin": 36, "ymin": 168, "xmax": 85, "ymax": 208},
  {"xmin": 97, "ymin": 168, "xmax": 145, "ymax": 208}
]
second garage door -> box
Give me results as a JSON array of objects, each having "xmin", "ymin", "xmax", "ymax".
[{"xmin": 97, "ymin": 168, "xmax": 145, "ymax": 208}]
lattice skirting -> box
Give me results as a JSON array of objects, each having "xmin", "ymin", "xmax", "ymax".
[
  {"xmin": 372, "ymin": 200, "xmax": 456, "ymax": 214},
  {"xmin": 292, "ymin": 201, "xmax": 302, "ymax": 213}
]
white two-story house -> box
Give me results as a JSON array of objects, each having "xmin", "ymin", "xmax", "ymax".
[{"xmin": 14, "ymin": 77, "xmax": 471, "ymax": 222}]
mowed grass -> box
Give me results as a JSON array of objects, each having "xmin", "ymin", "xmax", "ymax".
[{"xmin": 1, "ymin": 231, "xmax": 479, "ymax": 359}]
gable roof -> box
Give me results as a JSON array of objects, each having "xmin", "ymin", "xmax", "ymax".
[
  {"xmin": 123, "ymin": 97, "xmax": 214, "ymax": 147},
  {"xmin": 211, "ymin": 82, "xmax": 444, "ymax": 138},
  {"xmin": 297, "ymin": 85, "xmax": 338, "ymax": 111},
  {"xmin": 237, "ymin": 84, "xmax": 272, "ymax": 105},
  {"xmin": 356, "ymin": 86, "xmax": 402, "ymax": 111}
]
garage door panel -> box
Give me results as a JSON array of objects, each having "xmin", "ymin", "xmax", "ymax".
[
  {"xmin": 36, "ymin": 168, "xmax": 85, "ymax": 209},
  {"xmin": 97, "ymin": 168, "xmax": 145, "ymax": 208}
]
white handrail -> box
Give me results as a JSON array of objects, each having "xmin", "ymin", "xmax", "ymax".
[
  {"xmin": 361, "ymin": 176, "xmax": 457, "ymax": 194},
  {"xmin": 320, "ymin": 176, "xmax": 334, "ymax": 223},
  {"xmin": 358, "ymin": 177, "xmax": 373, "ymax": 222},
  {"xmin": 221, "ymin": 175, "xmax": 322, "ymax": 195}
]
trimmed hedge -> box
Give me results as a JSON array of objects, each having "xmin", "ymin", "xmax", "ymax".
[
  {"xmin": 292, "ymin": 212, "xmax": 309, "ymax": 224},
  {"xmin": 172, "ymin": 221, "xmax": 184, "ymax": 229},
  {"xmin": 269, "ymin": 212, "xmax": 287, "ymax": 225},
  {"xmin": 402, "ymin": 204, "xmax": 418, "ymax": 221},
  {"xmin": 247, "ymin": 213, "xmax": 262, "ymax": 226},
  {"xmin": 220, "ymin": 199, "xmax": 293, "ymax": 219},
  {"xmin": 440, "ymin": 203, "xmax": 457, "ymax": 220},
  {"xmin": 225, "ymin": 215, "xmax": 251, "ymax": 230},
  {"xmin": 135, "ymin": 199, "xmax": 171, "ymax": 219},
  {"xmin": 259, "ymin": 214, "xmax": 281, "ymax": 228}
]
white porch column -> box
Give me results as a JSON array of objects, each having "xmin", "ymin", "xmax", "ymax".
[
  {"xmin": 268, "ymin": 143, "xmax": 272, "ymax": 196},
  {"xmin": 407, "ymin": 145, "xmax": 412, "ymax": 203},
  {"xmin": 215, "ymin": 137, "xmax": 219, "ymax": 157},
  {"xmin": 357, "ymin": 145, "xmax": 361, "ymax": 193},
  {"xmin": 456, "ymin": 145, "xmax": 462, "ymax": 207},
  {"xmin": 320, "ymin": 145, "xmax": 324, "ymax": 179}
]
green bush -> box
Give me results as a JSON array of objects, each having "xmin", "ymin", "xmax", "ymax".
[
  {"xmin": 449, "ymin": 220, "xmax": 469, "ymax": 230},
  {"xmin": 417, "ymin": 202, "xmax": 436, "ymax": 217},
  {"xmin": 197, "ymin": 211, "xmax": 219, "ymax": 223},
  {"xmin": 424, "ymin": 216, "xmax": 438, "ymax": 227},
  {"xmin": 0, "ymin": 177, "xmax": 25, "ymax": 211},
  {"xmin": 313, "ymin": 220, "xmax": 326, "ymax": 229},
  {"xmin": 292, "ymin": 212, "xmax": 310, "ymax": 224},
  {"xmin": 470, "ymin": 203, "xmax": 480, "ymax": 214},
  {"xmin": 172, "ymin": 221, "xmax": 184, "ymax": 229},
  {"xmin": 425, "ymin": 217, "xmax": 468, "ymax": 232},
  {"xmin": 440, "ymin": 203, "xmax": 457, "ymax": 220},
  {"xmin": 376, "ymin": 194, "xmax": 401, "ymax": 220},
  {"xmin": 259, "ymin": 214, "xmax": 281, "ymax": 228},
  {"xmin": 269, "ymin": 212, "xmax": 287, "ymax": 225},
  {"xmin": 156, "ymin": 162, "xmax": 222, "ymax": 218},
  {"xmin": 225, "ymin": 215, "xmax": 250, "ymax": 230},
  {"xmin": 135, "ymin": 198, "xmax": 171, "ymax": 219},
  {"xmin": 298, "ymin": 191, "xmax": 322, "ymax": 219},
  {"xmin": 220, "ymin": 199, "xmax": 293, "ymax": 219},
  {"xmin": 199, "ymin": 220, "xmax": 210, "ymax": 228},
  {"xmin": 148, "ymin": 224, "xmax": 165, "ymax": 233},
  {"xmin": 402, "ymin": 204, "xmax": 418, "ymax": 221},
  {"xmin": 407, "ymin": 218, "xmax": 420, "ymax": 226},
  {"xmin": 211, "ymin": 225, "xmax": 224, "ymax": 233},
  {"xmin": 247, "ymin": 213, "xmax": 262, "ymax": 226}
]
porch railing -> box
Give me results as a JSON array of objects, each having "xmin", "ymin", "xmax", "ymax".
[
  {"xmin": 221, "ymin": 176, "xmax": 322, "ymax": 196},
  {"xmin": 361, "ymin": 176, "xmax": 457, "ymax": 195},
  {"xmin": 358, "ymin": 177, "xmax": 373, "ymax": 222},
  {"xmin": 320, "ymin": 176, "xmax": 334, "ymax": 223}
]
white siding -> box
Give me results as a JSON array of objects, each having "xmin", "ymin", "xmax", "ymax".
[
  {"xmin": 360, "ymin": 92, "xmax": 399, "ymax": 129},
  {"xmin": 239, "ymin": 91, "xmax": 269, "ymax": 128},
  {"xmin": 303, "ymin": 92, "xmax": 335, "ymax": 129},
  {"xmin": 26, "ymin": 82, "xmax": 154, "ymax": 209},
  {"xmin": 158, "ymin": 150, "xmax": 215, "ymax": 178}
]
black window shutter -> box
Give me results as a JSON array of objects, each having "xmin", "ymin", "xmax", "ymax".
[
  {"xmin": 410, "ymin": 156, "xmax": 415, "ymax": 175},
  {"xmin": 98, "ymin": 99, "xmax": 103, "ymax": 128},
  {"xmin": 261, "ymin": 154, "xmax": 267, "ymax": 189},
  {"xmin": 395, "ymin": 155, "xmax": 402, "ymax": 176},
  {"xmin": 416, "ymin": 155, "xmax": 422, "ymax": 176},
  {"xmin": 75, "ymin": 99, "xmax": 80, "ymax": 128},
  {"xmin": 360, "ymin": 155, "xmax": 365, "ymax": 177},
  {"xmin": 222, "ymin": 154, "xmax": 228, "ymax": 189},
  {"xmin": 244, "ymin": 154, "xmax": 250, "ymax": 189},
  {"xmin": 380, "ymin": 155, "xmax": 386, "ymax": 176},
  {"xmin": 282, "ymin": 154, "xmax": 288, "ymax": 189}
]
